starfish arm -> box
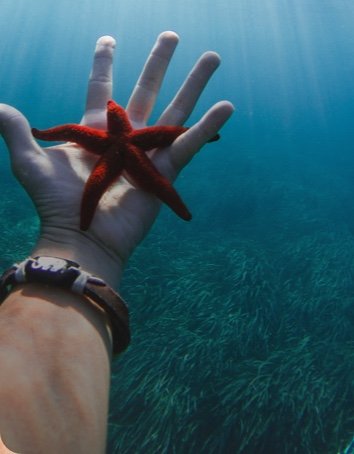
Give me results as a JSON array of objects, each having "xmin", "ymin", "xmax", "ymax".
[
  {"xmin": 207, "ymin": 133, "xmax": 220, "ymax": 142},
  {"xmin": 32, "ymin": 125, "xmax": 109, "ymax": 155},
  {"xmin": 130, "ymin": 126, "xmax": 188, "ymax": 151},
  {"xmin": 80, "ymin": 146, "xmax": 124, "ymax": 230},
  {"xmin": 125, "ymin": 145, "xmax": 192, "ymax": 221},
  {"xmin": 107, "ymin": 100, "xmax": 133, "ymax": 136},
  {"xmin": 131, "ymin": 126, "xmax": 220, "ymax": 151}
]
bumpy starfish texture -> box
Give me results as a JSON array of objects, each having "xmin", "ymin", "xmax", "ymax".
[{"xmin": 32, "ymin": 100, "xmax": 220, "ymax": 230}]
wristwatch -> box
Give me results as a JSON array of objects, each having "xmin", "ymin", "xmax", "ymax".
[{"xmin": 0, "ymin": 256, "xmax": 130, "ymax": 355}]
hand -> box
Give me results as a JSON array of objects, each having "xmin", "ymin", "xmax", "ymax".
[{"xmin": 0, "ymin": 32, "xmax": 234, "ymax": 287}]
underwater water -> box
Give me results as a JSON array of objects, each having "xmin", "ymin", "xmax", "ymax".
[{"xmin": 0, "ymin": 0, "xmax": 354, "ymax": 452}]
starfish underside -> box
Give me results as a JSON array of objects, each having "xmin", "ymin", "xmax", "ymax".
[{"xmin": 32, "ymin": 100, "xmax": 219, "ymax": 230}]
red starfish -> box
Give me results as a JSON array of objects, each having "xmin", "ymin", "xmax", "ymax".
[{"xmin": 32, "ymin": 100, "xmax": 219, "ymax": 230}]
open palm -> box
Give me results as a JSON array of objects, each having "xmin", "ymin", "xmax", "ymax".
[{"xmin": 0, "ymin": 32, "xmax": 233, "ymax": 285}]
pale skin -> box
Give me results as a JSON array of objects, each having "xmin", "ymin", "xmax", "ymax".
[{"xmin": 0, "ymin": 32, "xmax": 234, "ymax": 453}]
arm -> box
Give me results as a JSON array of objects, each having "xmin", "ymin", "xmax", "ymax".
[
  {"xmin": 0, "ymin": 284, "xmax": 112, "ymax": 454},
  {"xmin": 0, "ymin": 33, "xmax": 233, "ymax": 453}
]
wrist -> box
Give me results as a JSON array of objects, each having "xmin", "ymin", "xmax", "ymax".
[
  {"xmin": 0, "ymin": 253, "xmax": 130, "ymax": 356},
  {"xmin": 31, "ymin": 225, "xmax": 124, "ymax": 289}
]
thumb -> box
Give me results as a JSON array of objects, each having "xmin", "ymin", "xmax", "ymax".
[{"xmin": 0, "ymin": 104, "xmax": 42, "ymax": 166}]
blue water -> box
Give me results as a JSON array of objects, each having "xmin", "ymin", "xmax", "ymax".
[{"xmin": 0, "ymin": 1, "xmax": 353, "ymax": 452}]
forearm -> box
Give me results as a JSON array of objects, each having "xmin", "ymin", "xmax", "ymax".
[{"xmin": 0, "ymin": 282, "xmax": 113, "ymax": 453}]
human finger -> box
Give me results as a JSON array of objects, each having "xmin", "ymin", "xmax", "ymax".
[
  {"xmin": 126, "ymin": 31, "xmax": 179, "ymax": 126},
  {"xmin": 81, "ymin": 35, "xmax": 116, "ymax": 127},
  {"xmin": 0, "ymin": 104, "xmax": 43, "ymax": 167},
  {"xmin": 157, "ymin": 51, "xmax": 221, "ymax": 126},
  {"xmin": 170, "ymin": 100, "xmax": 235, "ymax": 170}
]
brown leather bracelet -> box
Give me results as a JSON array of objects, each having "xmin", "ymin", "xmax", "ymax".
[
  {"xmin": 0, "ymin": 256, "xmax": 130, "ymax": 355},
  {"xmin": 83, "ymin": 279, "xmax": 130, "ymax": 354}
]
